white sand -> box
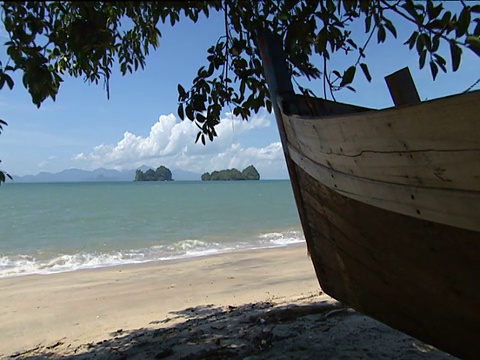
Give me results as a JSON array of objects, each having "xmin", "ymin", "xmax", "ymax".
[{"xmin": 0, "ymin": 245, "xmax": 454, "ymax": 359}]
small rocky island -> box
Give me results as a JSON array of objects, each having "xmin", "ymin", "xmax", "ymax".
[
  {"xmin": 135, "ymin": 166, "xmax": 173, "ymax": 181},
  {"xmin": 201, "ymin": 165, "xmax": 260, "ymax": 181}
]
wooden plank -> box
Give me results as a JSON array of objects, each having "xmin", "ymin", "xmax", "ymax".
[
  {"xmin": 288, "ymin": 144, "xmax": 480, "ymax": 232},
  {"xmin": 283, "ymin": 90, "xmax": 480, "ymax": 191},
  {"xmin": 295, "ymin": 165, "xmax": 480, "ymax": 359},
  {"xmin": 384, "ymin": 67, "xmax": 421, "ymax": 106},
  {"xmin": 290, "ymin": 94, "xmax": 372, "ymax": 117}
]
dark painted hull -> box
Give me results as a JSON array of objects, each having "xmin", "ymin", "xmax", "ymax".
[{"xmin": 295, "ymin": 164, "xmax": 480, "ymax": 359}]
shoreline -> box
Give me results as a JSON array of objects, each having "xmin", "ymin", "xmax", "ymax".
[
  {"xmin": 0, "ymin": 236, "xmax": 305, "ymax": 279},
  {"xmin": 0, "ymin": 244, "xmax": 454, "ymax": 359},
  {"xmin": 0, "ymin": 244, "xmax": 317, "ymax": 355}
]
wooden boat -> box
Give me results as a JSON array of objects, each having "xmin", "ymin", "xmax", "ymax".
[{"xmin": 257, "ymin": 30, "xmax": 480, "ymax": 359}]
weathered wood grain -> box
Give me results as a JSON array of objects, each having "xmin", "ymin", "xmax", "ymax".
[
  {"xmin": 296, "ymin": 165, "xmax": 480, "ymax": 360},
  {"xmin": 288, "ymin": 145, "xmax": 480, "ymax": 232},
  {"xmin": 283, "ymin": 90, "xmax": 480, "ymax": 191},
  {"xmin": 384, "ymin": 67, "xmax": 421, "ymax": 106}
]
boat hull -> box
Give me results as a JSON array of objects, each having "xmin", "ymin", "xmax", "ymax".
[
  {"xmin": 256, "ymin": 29, "xmax": 480, "ymax": 359},
  {"xmin": 294, "ymin": 163, "xmax": 480, "ymax": 359}
]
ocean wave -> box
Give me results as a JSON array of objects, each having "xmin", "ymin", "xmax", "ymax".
[
  {"xmin": 258, "ymin": 230, "xmax": 305, "ymax": 246},
  {"xmin": 0, "ymin": 230, "xmax": 304, "ymax": 278}
]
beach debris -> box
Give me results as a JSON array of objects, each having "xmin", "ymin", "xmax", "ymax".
[
  {"xmin": 261, "ymin": 301, "xmax": 345, "ymax": 323},
  {"xmin": 324, "ymin": 308, "xmax": 348, "ymax": 318}
]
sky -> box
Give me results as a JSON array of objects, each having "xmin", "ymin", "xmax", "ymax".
[{"xmin": 1, "ymin": 4, "xmax": 479, "ymax": 179}]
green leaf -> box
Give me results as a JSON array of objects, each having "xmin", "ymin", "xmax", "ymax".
[
  {"xmin": 346, "ymin": 38, "xmax": 357, "ymax": 49},
  {"xmin": 360, "ymin": 63, "xmax": 372, "ymax": 82},
  {"xmin": 177, "ymin": 103, "xmax": 184, "ymax": 119},
  {"xmin": 450, "ymin": 41, "xmax": 462, "ymax": 71},
  {"xmin": 365, "ymin": 14, "xmax": 372, "ymax": 32},
  {"xmin": 466, "ymin": 35, "xmax": 480, "ymax": 56},
  {"xmin": 422, "ymin": 33, "xmax": 432, "ymax": 51},
  {"xmin": 435, "ymin": 54, "xmax": 447, "ymax": 72},
  {"xmin": 196, "ymin": 113, "xmax": 206, "ymax": 123},
  {"xmin": 340, "ymin": 66, "xmax": 356, "ymax": 87},
  {"xmin": 3, "ymin": 73, "xmax": 14, "ymax": 90},
  {"xmin": 441, "ymin": 11, "xmax": 452, "ymax": 27},
  {"xmin": 419, "ymin": 49, "xmax": 427, "ymax": 69},
  {"xmin": 456, "ymin": 7, "xmax": 471, "ymax": 37},
  {"xmin": 186, "ymin": 104, "xmax": 194, "ymax": 121},
  {"xmin": 402, "ymin": 0, "xmax": 419, "ymax": 20},
  {"xmin": 177, "ymin": 84, "xmax": 186, "ymax": 99},
  {"xmin": 429, "ymin": 60, "xmax": 438, "ymax": 80},
  {"xmin": 384, "ymin": 20, "xmax": 397, "ymax": 38},
  {"xmin": 404, "ymin": 31, "xmax": 418, "ymax": 50},
  {"xmin": 426, "ymin": 0, "xmax": 442, "ymax": 20},
  {"xmin": 428, "ymin": 19, "xmax": 445, "ymax": 30},
  {"xmin": 433, "ymin": 53, "xmax": 447, "ymax": 67},
  {"xmin": 326, "ymin": 0, "xmax": 335, "ymax": 13},
  {"xmin": 377, "ymin": 24, "xmax": 386, "ymax": 43},
  {"xmin": 416, "ymin": 33, "xmax": 425, "ymax": 54},
  {"xmin": 432, "ymin": 34, "xmax": 440, "ymax": 52},
  {"xmin": 426, "ymin": 0, "xmax": 434, "ymax": 18},
  {"xmin": 475, "ymin": 21, "xmax": 480, "ymax": 36},
  {"xmin": 472, "ymin": 5, "xmax": 480, "ymax": 14}
]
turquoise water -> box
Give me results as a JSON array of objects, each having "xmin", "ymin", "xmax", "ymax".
[{"xmin": 0, "ymin": 181, "xmax": 303, "ymax": 277}]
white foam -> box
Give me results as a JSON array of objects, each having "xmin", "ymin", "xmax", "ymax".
[
  {"xmin": 0, "ymin": 252, "xmax": 146, "ymax": 277},
  {"xmin": 258, "ymin": 230, "xmax": 305, "ymax": 247},
  {"xmin": 0, "ymin": 230, "xmax": 305, "ymax": 278},
  {"xmin": 0, "ymin": 239, "xmax": 225, "ymax": 278}
]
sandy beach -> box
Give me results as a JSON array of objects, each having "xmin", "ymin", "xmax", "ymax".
[{"xmin": 0, "ymin": 245, "xmax": 454, "ymax": 359}]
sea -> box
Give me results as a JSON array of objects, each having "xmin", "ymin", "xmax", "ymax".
[{"xmin": 0, "ymin": 180, "xmax": 304, "ymax": 278}]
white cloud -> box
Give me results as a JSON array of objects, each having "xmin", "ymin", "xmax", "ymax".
[
  {"xmin": 72, "ymin": 113, "xmax": 288, "ymax": 179},
  {"xmin": 37, "ymin": 156, "xmax": 57, "ymax": 170}
]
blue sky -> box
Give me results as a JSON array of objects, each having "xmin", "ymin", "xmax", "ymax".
[{"xmin": 1, "ymin": 5, "xmax": 479, "ymax": 179}]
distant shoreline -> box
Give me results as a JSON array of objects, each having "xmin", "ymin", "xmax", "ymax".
[{"xmin": 3, "ymin": 178, "xmax": 289, "ymax": 185}]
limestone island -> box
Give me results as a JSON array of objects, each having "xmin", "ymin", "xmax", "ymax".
[
  {"xmin": 135, "ymin": 166, "xmax": 173, "ymax": 181},
  {"xmin": 201, "ymin": 165, "xmax": 260, "ymax": 181}
]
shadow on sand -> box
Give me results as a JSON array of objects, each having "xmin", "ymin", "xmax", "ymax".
[{"xmin": 9, "ymin": 300, "xmax": 454, "ymax": 360}]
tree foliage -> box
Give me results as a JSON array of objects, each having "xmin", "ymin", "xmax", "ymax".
[
  {"xmin": 201, "ymin": 165, "xmax": 260, "ymax": 181},
  {"xmin": 1, "ymin": 1, "xmax": 479, "ymax": 182},
  {"xmin": 135, "ymin": 166, "xmax": 173, "ymax": 181},
  {"xmin": 0, "ymin": 119, "xmax": 11, "ymax": 184}
]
